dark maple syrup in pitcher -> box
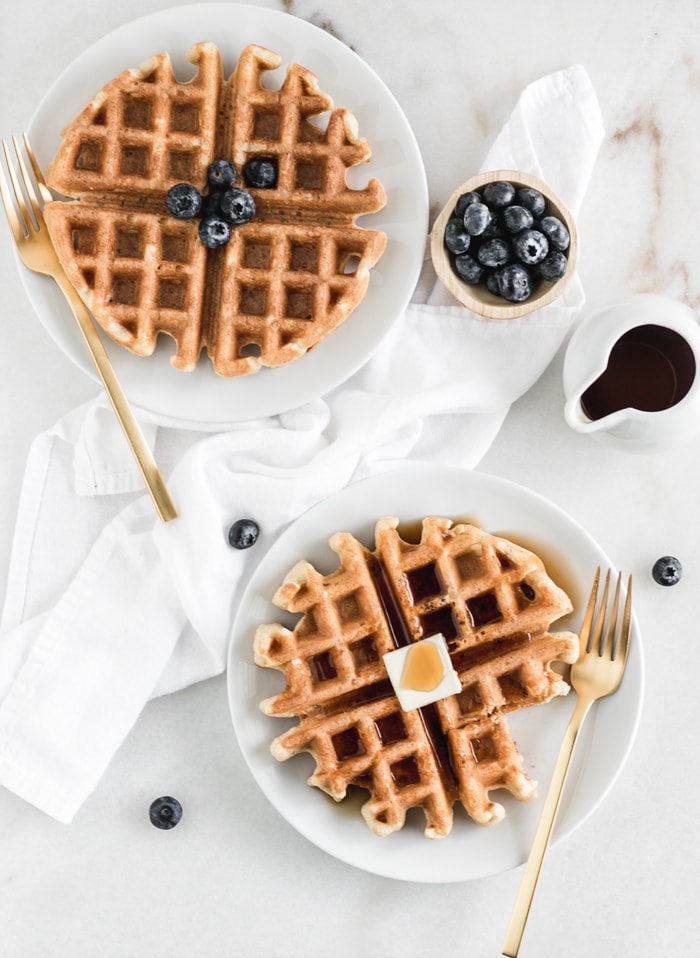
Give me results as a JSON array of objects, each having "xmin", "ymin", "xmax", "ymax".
[{"xmin": 580, "ymin": 324, "xmax": 696, "ymax": 420}]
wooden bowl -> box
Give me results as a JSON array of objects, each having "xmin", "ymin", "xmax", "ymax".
[{"xmin": 430, "ymin": 170, "xmax": 578, "ymax": 319}]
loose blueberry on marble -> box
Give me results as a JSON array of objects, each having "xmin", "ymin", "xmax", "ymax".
[
  {"xmin": 463, "ymin": 202, "xmax": 492, "ymax": 236},
  {"xmin": 482, "ymin": 180, "xmax": 516, "ymax": 209},
  {"xmin": 514, "ymin": 228, "xmax": 549, "ymax": 265},
  {"xmin": 503, "ymin": 204, "xmax": 534, "ymax": 233},
  {"xmin": 444, "ymin": 217, "xmax": 471, "ymax": 254},
  {"xmin": 477, "ymin": 237, "xmax": 510, "ymax": 268},
  {"xmin": 198, "ymin": 215, "xmax": 231, "ymax": 249},
  {"xmin": 497, "ymin": 263, "xmax": 533, "ymax": 302},
  {"xmin": 166, "ymin": 183, "xmax": 202, "ymax": 219},
  {"xmin": 536, "ymin": 250, "xmax": 568, "ymax": 282},
  {"xmin": 453, "ymin": 252, "xmax": 485, "ymax": 285},
  {"xmin": 220, "ymin": 188, "xmax": 256, "ymax": 225},
  {"xmin": 244, "ymin": 157, "xmax": 278, "ymax": 189},
  {"xmin": 515, "ymin": 186, "xmax": 546, "ymax": 217},
  {"xmin": 207, "ymin": 159, "xmax": 237, "ymax": 190},
  {"xmin": 149, "ymin": 796, "xmax": 183, "ymax": 830},
  {"xmin": 538, "ymin": 215, "xmax": 570, "ymax": 251},
  {"xmin": 652, "ymin": 555, "xmax": 683, "ymax": 586},
  {"xmin": 228, "ymin": 518, "xmax": 260, "ymax": 550}
]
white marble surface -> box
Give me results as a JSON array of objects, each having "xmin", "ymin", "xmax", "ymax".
[{"xmin": 1, "ymin": 0, "xmax": 699, "ymax": 955}]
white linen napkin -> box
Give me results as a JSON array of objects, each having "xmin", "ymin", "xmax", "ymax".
[{"xmin": 0, "ymin": 65, "xmax": 604, "ymax": 823}]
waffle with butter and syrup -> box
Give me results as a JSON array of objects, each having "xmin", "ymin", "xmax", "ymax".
[{"xmin": 254, "ymin": 516, "xmax": 579, "ymax": 839}]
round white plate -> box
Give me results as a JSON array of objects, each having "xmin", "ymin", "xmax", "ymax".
[
  {"xmin": 24, "ymin": 3, "xmax": 428, "ymax": 429},
  {"xmin": 227, "ymin": 465, "xmax": 644, "ymax": 883}
]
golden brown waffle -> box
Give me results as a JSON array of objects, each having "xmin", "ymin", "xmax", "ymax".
[
  {"xmin": 254, "ymin": 517, "xmax": 579, "ymax": 838},
  {"xmin": 44, "ymin": 42, "xmax": 387, "ymax": 376}
]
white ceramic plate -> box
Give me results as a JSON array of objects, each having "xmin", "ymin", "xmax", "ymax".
[
  {"xmin": 24, "ymin": 3, "xmax": 428, "ymax": 429},
  {"xmin": 227, "ymin": 466, "xmax": 644, "ymax": 883}
]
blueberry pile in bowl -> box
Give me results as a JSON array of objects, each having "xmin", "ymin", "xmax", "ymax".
[{"xmin": 430, "ymin": 170, "xmax": 578, "ymax": 319}]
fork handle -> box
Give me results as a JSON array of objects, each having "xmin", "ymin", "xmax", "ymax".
[
  {"xmin": 54, "ymin": 271, "xmax": 178, "ymax": 522},
  {"xmin": 502, "ymin": 694, "xmax": 593, "ymax": 957}
]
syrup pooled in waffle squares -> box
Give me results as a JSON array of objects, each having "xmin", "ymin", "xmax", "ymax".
[
  {"xmin": 254, "ymin": 517, "xmax": 579, "ymax": 839},
  {"xmin": 43, "ymin": 42, "xmax": 387, "ymax": 376}
]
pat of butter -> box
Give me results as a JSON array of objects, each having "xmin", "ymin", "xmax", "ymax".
[{"xmin": 382, "ymin": 634, "xmax": 461, "ymax": 711}]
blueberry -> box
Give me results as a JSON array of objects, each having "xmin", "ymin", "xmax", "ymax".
[
  {"xmin": 477, "ymin": 237, "xmax": 510, "ymax": 268},
  {"xmin": 481, "ymin": 211, "xmax": 507, "ymax": 240},
  {"xmin": 444, "ymin": 217, "xmax": 471, "ymax": 254},
  {"xmin": 228, "ymin": 518, "xmax": 260, "ymax": 550},
  {"xmin": 454, "ymin": 191, "xmax": 482, "ymax": 218},
  {"xmin": 165, "ymin": 183, "xmax": 202, "ymax": 219},
  {"xmin": 485, "ymin": 271, "xmax": 502, "ymax": 297},
  {"xmin": 220, "ymin": 188, "xmax": 256, "ymax": 225},
  {"xmin": 453, "ymin": 252, "xmax": 484, "ymax": 285},
  {"xmin": 207, "ymin": 160, "xmax": 237, "ymax": 191},
  {"xmin": 497, "ymin": 263, "xmax": 533, "ymax": 302},
  {"xmin": 200, "ymin": 191, "xmax": 223, "ymax": 218},
  {"xmin": 539, "ymin": 215, "xmax": 570, "ymax": 251},
  {"xmin": 652, "ymin": 555, "xmax": 682, "ymax": 587},
  {"xmin": 482, "ymin": 180, "xmax": 515, "ymax": 209},
  {"xmin": 536, "ymin": 250, "xmax": 568, "ymax": 282},
  {"xmin": 503, "ymin": 205, "xmax": 534, "ymax": 233},
  {"xmin": 243, "ymin": 157, "xmax": 278, "ymax": 189},
  {"xmin": 149, "ymin": 796, "xmax": 183, "ymax": 830},
  {"xmin": 198, "ymin": 215, "xmax": 231, "ymax": 248},
  {"xmin": 463, "ymin": 202, "xmax": 491, "ymax": 236},
  {"xmin": 516, "ymin": 187, "xmax": 546, "ymax": 217},
  {"xmin": 514, "ymin": 228, "xmax": 549, "ymax": 265}
]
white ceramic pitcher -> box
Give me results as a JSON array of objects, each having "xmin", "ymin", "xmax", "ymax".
[{"xmin": 563, "ymin": 294, "xmax": 700, "ymax": 452}]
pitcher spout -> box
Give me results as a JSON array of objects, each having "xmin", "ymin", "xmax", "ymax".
[{"xmin": 563, "ymin": 394, "xmax": 628, "ymax": 434}]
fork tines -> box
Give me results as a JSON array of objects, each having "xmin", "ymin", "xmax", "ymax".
[
  {"xmin": 582, "ymin": 567, "xmax": 632, "ymax": 661},
  {"xmin": 0, "ymin": 135, "xmax": 43, "ymax": 240}
]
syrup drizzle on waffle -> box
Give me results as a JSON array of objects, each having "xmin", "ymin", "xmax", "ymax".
[{"xmin": 369, "ymin": 555, "xmax": 457, "ymax": 791}]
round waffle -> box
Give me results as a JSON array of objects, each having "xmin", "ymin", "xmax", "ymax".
[
  {"xmin": 44, "ymin": 42, "xmax": 387, "ymax": 377},
  {"xmin": 254, "ymin": 517, "xmax": 579, "ymax": 839}
]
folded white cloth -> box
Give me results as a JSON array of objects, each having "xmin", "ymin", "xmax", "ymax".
[{"xmin": 0, "ymin": 65, "xmax": 604, "ymax": 822}]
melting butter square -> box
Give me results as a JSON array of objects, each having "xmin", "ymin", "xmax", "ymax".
[{"xmin": 382, "ymin": 634, "xmax": 461, "ymax": 712}]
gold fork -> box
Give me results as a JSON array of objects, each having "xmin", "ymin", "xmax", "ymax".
[
  {"xmin": 502, "ymin": 567, "xmax": 633, "ymax": 957},
  {"xmin": 0, "ymin": 134, "xmax": 177, "ymax": 523}
]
